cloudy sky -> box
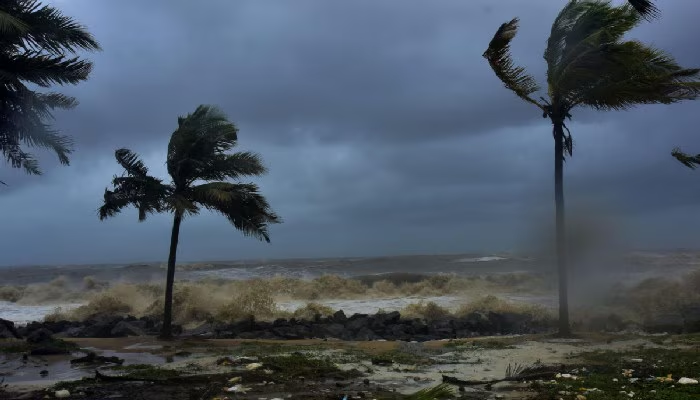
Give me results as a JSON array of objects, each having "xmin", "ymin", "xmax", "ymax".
[{"xmin": 1, "ymin": 0, "xmax": 699, "ymax": 266}]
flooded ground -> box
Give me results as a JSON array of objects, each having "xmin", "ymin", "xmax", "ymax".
[{"xmin": 1, "ymin": 334, "xmax": 698, "ymax": 399}]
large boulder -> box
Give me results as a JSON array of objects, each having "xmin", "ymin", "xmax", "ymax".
[
  {"xmin": 0, "ymin": 318, "xmax": 21, "ymax": 339},
  {"xmin": 26, "ymin": 328, "xmax": 54, "ymax": 344},
  {"xmin": 110, "ymin": 321, "xmax": 146, "ymax": 337}
]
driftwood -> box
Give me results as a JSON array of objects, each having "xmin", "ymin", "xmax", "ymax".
[{"xmin": 71, "ymin": 352, "xmax": 124, "ymax": 365}]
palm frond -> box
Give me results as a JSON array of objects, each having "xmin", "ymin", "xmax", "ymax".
[
  {"xmin": 571, "ymin": 41, "xmax": 700, "ymax": 110},
  {"xmin": 114, "ymin": 148, "xmax": 149, "ymax": 177},
  {"xmin": 0, "ymin": 9, "xmax": 28, "ymax": 35},
  {"xmin": 672, "ymin": 148, "xmax": 700, "ymax": 170},
  {"xmin": 167, "ymin": 104, "xmax": 240, "ymax": 184},
  {"xmin": 1, "ymin": 53, "xmax": 93, "ymax": 87},
  {"xmin": 404, "ymin": 383, "xmax": 454, "ymax": 400},
  {"xmin": 192, "ymin": 151, "xmax": 267, "ymax": 182},
  {"xmin": 3, "ymin": 0, "xmax": 100, "ymax": 54},
  {"xmin": 483, "ymin": 18, "xmax": 542, "ymax": 109},
  {"xmin": 99, "ymin": 175, "xmax": 172, "ymax": 221},
  {"xmin": 191, "ymin": 181, "xmax": 281, "ymax": 242},
  {"xmin": 546, "ymin": 0, "xmax": 641, "ymax": 94},
  {"xmin": 627, "ymin": 0, "xmax": 659, "ymax": 20}
]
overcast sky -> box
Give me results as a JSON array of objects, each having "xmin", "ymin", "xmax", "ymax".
[{"xmin": 1, "ymin": 0, "xmax": 699, "ymax": 266}]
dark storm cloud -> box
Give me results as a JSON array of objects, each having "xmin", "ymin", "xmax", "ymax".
[{"xmin": 1, "ymin": 0, "xmax": 700, "ymax": 265}]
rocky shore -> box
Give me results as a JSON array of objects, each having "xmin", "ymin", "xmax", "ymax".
[{"xmin": 2, "ymin": 306, "xmax": 700, "ymax": 346}]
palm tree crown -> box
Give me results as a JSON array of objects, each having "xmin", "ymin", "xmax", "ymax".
[
  {"xmin": 0, "ymin": 0, "xmax": 100, "ymax": 179},
  {"xmin": 99, "ymin": 105, "xmax": 280, "ymax": 241},
  {"xmin": 484, "ymin": 0, "xmax": 699, "ymax": 153}
]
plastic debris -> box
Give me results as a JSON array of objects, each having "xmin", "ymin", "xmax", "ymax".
[
  {"xmin": 225, "ymin": 384, "xmax": 250, "ymax": 393},
  {"xmin": 55, "ymin": 390, "xmax": 71, "ymax": 398},
  {"xmin": 678, "ymin": 377, "xmax": 699, "ymax": 385},
  {"xmin": 245, "ymin": 362, "xmax": 263, "ymax": 370}
]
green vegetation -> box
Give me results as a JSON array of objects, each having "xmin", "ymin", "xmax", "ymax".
[
  {"xmin": 482, "ymin": 0, "xmax": 700, "ymax": 336},
  {"xmin": 0, "ymin": 0, "xmax": 100, "ymax": 181},
  {"xmin": 531, "ymin": 348, "xmax": 700, "ymax": 400},
  {"xmin": 260, "ymin": 352, "xmax": 361, "ymax": 380},
  {"xmin": 104, "ymin": 364, "xmax": 182, "ymax": 380},
  {"xmin": 98, "ymin": 105, "xmax": 281, "ymax": 338}
]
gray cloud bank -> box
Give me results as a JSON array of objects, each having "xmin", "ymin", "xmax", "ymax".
[{"xmin": 1, "ymin": 0, "xmax": 700, "ymax": 266}]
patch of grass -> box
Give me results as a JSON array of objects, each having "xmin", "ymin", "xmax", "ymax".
[
  {"xmin": 443, "ymin": 338, "xmax": 519, "ymax": 350},
  {"xmin": 0, "ymin": 339, "xmax": 30, "ymax": 353},
  {"xmin": 105, "ymin": 364, "xmax": 182, "ymax": 380},
  {"xmin": 531, "ymin": 348, "xmax": 700, "ymax": 400},
  {"xmin": 371, "ymin": 349, "xmax": 435, "ymax": 366},
  {"xmin": 261, "ymin": 352, "xmax": 361, "ymax": 380}
]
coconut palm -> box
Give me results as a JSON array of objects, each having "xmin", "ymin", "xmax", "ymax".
[
  {"xmin": 0, "ymin": 0, "xmax": 100, "ymax": 182},
  {"xmin": 99, "ymin": 105, "xmax": 281, "ymax": 339},
  {"xmin": 483, "ymin": 0, "xmax": 700, "ymax": 336}
]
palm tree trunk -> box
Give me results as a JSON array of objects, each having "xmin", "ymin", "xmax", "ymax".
[
  {"xmin": 159, "ymin": 212, "xmax": 182, "ymax": 340},
  {"xmin": 553, "ymin": 121, "xmax": 571, "ymax": 337}
]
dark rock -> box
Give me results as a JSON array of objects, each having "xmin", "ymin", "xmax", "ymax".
[
  {"xmin": 332, "ymin": 310, "xmax": 347, "ymax": 323},
  {"xmin": 272, "ymin": 325, "xmax": 311, "ymax": 339},
  {"xmin": 70, "ymin": 351, "xmax": 124, "ymax": 365},
  {"xmin": 488, "ymin": 312, "xmax": 531, "ymax": 334},
  {"xmin": 79, "ymin": 316, "xmax": 123, "ymax": 338},
  {"xmin": 347, "ymin": 316, "xmax": 371, "ymax": 332},
  {"xmin": 110, "ymin": 321, "xmax": 145, "ymax": 337},
  {"xmin": 643, "ymin": 314, "xmax": 685, "ymax": 334},
  {"xmin": 26, "ymin": 328, "xmax": 53, "ymax": 344},
  {"xmin": 354, "ymin": 327, "xmax": 380, "ymax": 341},
  {"xmin": 0, "ymin": 318, "xmax": 21, "ymax": 339}
]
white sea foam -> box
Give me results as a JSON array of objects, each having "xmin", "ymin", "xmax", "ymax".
[
  {"xmin": 0, "ymin": 301, "xmax": 82, "ymax": 325},
  {"xmin": 454, "ymin": 256, "xmax": 507, "ymax": 263}
]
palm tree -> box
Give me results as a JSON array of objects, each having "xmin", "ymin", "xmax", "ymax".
[
  {"xmin": 483, "ymin": 0, "xmax": 700, "ymax": 336},
  {"xmin": 0, "ymin": 0, "xmax": 100, "ymax": 182},
  {"xmin": 99, "ymin": 105, "xmax": 281, "ymax": 339}
]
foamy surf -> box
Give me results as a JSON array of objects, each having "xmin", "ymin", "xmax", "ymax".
[
  {"xmin": 454, "ymin": 256, "xmax": 507, "ymax": 262},
  {"xmin": 0, "ymin": 302, "xmax": 82, "ymax": 325}
]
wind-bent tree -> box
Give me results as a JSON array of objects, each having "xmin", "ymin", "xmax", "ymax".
[
  {"xmin": 0, "ymin": 0, "xmax": 100, "ymax": 181},
  {"xmin": 483, "ymin": 0, "xmax": 700, "ymax": 336},
  {"xmin": 99, "ymin": 105, "xmax": 281, "ymax": 339}
]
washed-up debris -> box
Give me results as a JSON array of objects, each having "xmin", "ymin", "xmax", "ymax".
[
  {"xmin": 55, "ymin": 389, "xmax": 70, "ymax": 398},
  {"xmin": 556, "ymin": 373, "xmax": 578, "ymax": 380},
  {"xmin": 227, "ymin": 376, "xmax": 241, "ymax": 384},
  {"xmin": 71, "ymin": 351, "xmax": 124, "ymax": 365},
  {"xmin": 245, "ymin": 362, "xmax": 263, "ymax": 370},
  {"xmin": 216, "ymin": 356, "xmax": 259, "ymax": 366},
  {"xmin": 656, "ymin": 374, "xmax": 673, "ymax": 383},
  {"xmin": 225, "ymin": 384, "xmax": 250, "ymax": 393},
  {"xmin": 622, "ymin": 369, "xmax": 634, "ymax": 377},
  {"xmin": 678, "ymin": 377, "xmax": 698, "ymax": 385}
]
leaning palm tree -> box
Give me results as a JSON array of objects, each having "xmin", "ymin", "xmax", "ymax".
[
  {"xmin": 0, "ymin": 0, "xmax": 100, "ymax": 181},
  {"xmin": 99, "ymin": 105, "xmax": 281, "ymax": 339},
  {"xmin": 483, "ymin": 0, "xmax": 700, "ymax": 336}
]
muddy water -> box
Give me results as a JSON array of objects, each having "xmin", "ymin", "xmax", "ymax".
[{"xmin": 0, "ymin": 346, "xmax": 190, "ymax": 388}]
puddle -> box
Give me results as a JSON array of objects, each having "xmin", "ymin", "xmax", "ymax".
[{"xmin": 0, "ymin": 348, "xmax": 190, "ymax": 387}]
